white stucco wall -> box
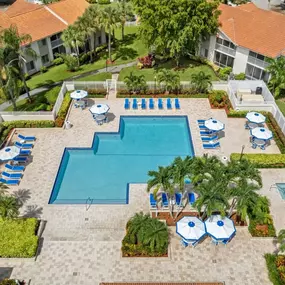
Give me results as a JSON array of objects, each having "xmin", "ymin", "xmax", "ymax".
[
  {"xmin": 233, "ymin": 46, "xmax": 249, "ymax": 74},
  {"xmin": 207, "ymin": 35, "xmax": 216, "ymax": 62}
]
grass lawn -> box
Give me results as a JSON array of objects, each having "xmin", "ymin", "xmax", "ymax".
[
  {"xmin": 27, "ymin": 26, "xmax": 147, "ymax": 90},
  {"xmin": 118, "ymin": 59, "xmax": 219, "ymax": 81},
  {"xmin": 76, "ymin": 72, "xmax": 112, "ymax": 81},
  {"xmin": 276, "ymin": 99, "xmax": 285, "ymax": 116},
  {"xmin": 4, "ymin": 86, "xmax": 60, "ymax": 111}
]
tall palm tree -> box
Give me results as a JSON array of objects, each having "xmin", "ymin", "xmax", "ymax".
[
  {"xmin": 61, "ymin": 25, "xmax": 85, "ymax": 67},
  {"xmin": 191, "ymin": 71, "xmax": 212, "ymax": 93},
  {"xmin": 266, "ymin": 57, "xmax": 285, "ymax": 98},
  {"xmin": 0, "ymin": 24, "xmax": 37, "ymax": 102},
  {"xmin": 99, "ymin": 6, "xmax": 120, "ymax": 62},
  {"xmin": 0, "ymin": 195, "xmax": 19, "ymax": 219},
  {"xmin": 124, "ymin": 72, "xmax": 147, "ymax": 93},
  {"xmin": 156, "ymin": 69, "xmax": 180, "ymax": 93},
  {"xmin": 117, "ymin": 0, "xmax": 133, "ymax": 40}
]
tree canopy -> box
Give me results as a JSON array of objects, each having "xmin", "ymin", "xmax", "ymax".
[{"xmin": 131, "ymin": 0, "xmax": 221, "ymax": 65}]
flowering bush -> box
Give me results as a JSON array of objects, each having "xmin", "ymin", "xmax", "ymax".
[{"xmin": 138, "ymin": 54, "xmax": 154, "ymax": 68}]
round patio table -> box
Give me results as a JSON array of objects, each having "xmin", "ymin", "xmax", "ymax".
[
  {"xmin": 254, "ymin": 138, "xmax": 266, "ymax": 146},
  {"xmin": 95, "ymin": 115, "xmax": 106, "ymax": 125}
]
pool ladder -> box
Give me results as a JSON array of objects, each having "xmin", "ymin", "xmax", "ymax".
[{"xmin": 86, "ymin": 197, "xmax": 93, "ymax": 211}]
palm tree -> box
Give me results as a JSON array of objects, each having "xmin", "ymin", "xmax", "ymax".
[
  {"xmin": 0, "ymin": 195, "xmax": 19, "ymax": 219},
  {"xmin": 117, "ymin": 0, "xmax": 133, "ymax": 40},
  {"xmin": 277, "ymin": 229, "xmax": 285, "ymax": 253},
  {"xmin": 191, "ymin": 71, "xmax": 212, "ymax": 93},
  {"xmin": 266, "ymin": 57, "xmax": 285, "ymax": 98},
  {"xmin": 99, "ymin": 6, "xmax": 120, "ymax": 62},
  {"xmin": 61, "ymin": 25, "xmax": 85, "ymax": 67},
  {"xmin": 156, "ymin": 69, "xmax": 180, "ymax": 93},
  {"xmin": 124, "ymin": 72, "xmax": 147, "ymax": 94},
  {"xmin": 0, "ymin": 25, "xmax": 37, "ymax": 102}
]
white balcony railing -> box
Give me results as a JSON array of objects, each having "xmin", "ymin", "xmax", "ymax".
[
  {"xmin": 51, "ymin": 38, "xmax": 63, "ymax": 48},
  {"xmin": 215, "ymin": 43, "xmax": 236, "ymax": 57},
  {"xmin": 247, "ymin": 56, "xmax": 269, "ymax": 69}
]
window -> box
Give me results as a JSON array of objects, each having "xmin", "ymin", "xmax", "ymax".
[
  {"xmin": 245, "ymin": 63, "xmax": 270, "ymax": 82},
  {"xmin": 216, "ymin": 37, "xmax": 236, "ymax": 50},
  {"xmin": 41, "ymin": 54, "xmax": 49, "ymax": 65},
  {"xmin": 26, "ymin": 61, "xmax": 35, "ymax": 72},
  {"xmin": 52, "ymin": 45, "xmax": 66, "ymax": 58},
  {"xmin": 50, "ymin": 33, "xmax": 61, "ymax": 42},
  {"xmin": 214, "ymin": 51, "xmax": 235, "ymax": 68},
  {"xmin": 204, "ymin": 49, "xmax": 208, "ymax": 58},
  {"xmin": 97, "ymin": 36, "xmax": 101, "ymax": 45},
  {"xmin": 249, "ymin": 51, "xmax": 266, "ymax": 62},
  {"xmin": 41, "ymin": 39, "xmax": 47, "ymax": 46}
]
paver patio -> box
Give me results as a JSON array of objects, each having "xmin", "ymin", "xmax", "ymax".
[{"xmin": 0, "ymin": 97, "xmax": 283, "ymax": 285}]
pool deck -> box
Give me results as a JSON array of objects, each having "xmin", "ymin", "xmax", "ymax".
[{"xmin": 0, "ymin": 97, "xmax": 283, "ymax": 285}]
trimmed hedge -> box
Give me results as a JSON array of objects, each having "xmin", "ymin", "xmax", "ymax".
[
  {"xmin": 55, "ymin": 95, "xmax": 72, "ymax": 127},
  {"xmin": 248, "ymin": 219, "xmax": 276, "ymax": 237},
  {"xmin": 265, "ymin": 254, "xmax": 285, "ymax": 285},
  {"xmin": 230, "ymin": 153, "xmax": 285, "ymax": 168},
  {"xmin": 0, "ymin": 218, "xmax": 39, "ymax": 258},
  {"xmin": 0, "ymin": 120, "xmax": 55, "ymax": 145}
]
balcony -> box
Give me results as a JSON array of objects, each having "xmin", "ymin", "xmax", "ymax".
[
  {"xmin": 215, "ymin": 43, "xmax": 236, "ymax": 57},
  {"xmin": 247, "ymin": 56, "xmax": 269, "ymax": 69},
  {"xmin": 51, "ymin": 38, "xmax": 63, "ymax": 48}
]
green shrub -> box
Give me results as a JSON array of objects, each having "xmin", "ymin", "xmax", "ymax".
[
  {"xmin": 265, "ymin": 254, "xmax": 285, "ymax": 285},
  {"xmin": 209, "ymin": 90, "xmax": 232, "ymax": 109},
  {"xmin": 40, "ymin": 66, "xmax": 48, "ymax": 73},
  {"xmin": 33, "ymin": 103, "xmax": 48, "ymax": 111},
  {"xmin": 44, "ymin": 86, "xmax": 60, "ymax": 105},
  {"xmin": 218, "ymin": 67, "xmax": 232, "ymax": 80},
  {"xmin": 230, "ymin": 153, "xmax": 285, "ymax": 168},
  {"xmin": 0, "ymin": 280, "xmax": 18, "ymax": 285},
  {"xmin": 55, "ymin": 94, "xmax": 71, "ymax": 127},
  {"xmin": 24, "ymin": 73, "xmax": 31, "ymax": 80},
  {"xmin": 0, "ymin": 218, "xmax": 39, "ymax": 258},
  {"xmin": 234, "ymin": 72, "xmax": 246, "ymax": 80},
  {"xmin": 52, "ymin": 57, "xmax": 64, "ymax": 66},
  {"xmin": 248, "ymin": 219, "xmax": 276, "ymax": 237},
  {"xmin": 98, "ymin": 0, "xmax": 110, "ymax": 4},
  {"xmin": 227, "ymin": 110, "xmax": 248, "ymax": 118},
  {"xmin": 86, "ymin": 88, "xmax": 106, "ymax": 96}
]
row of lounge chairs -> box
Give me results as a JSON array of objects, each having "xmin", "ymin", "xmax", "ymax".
[
  {"xmin": 150, "ymin": 192, "xmax": 195, "ymax": 208},
  {"xmin": 124, "ymin": 98, "xmax": 180, "ymax": 110},
  {"xmin": 0, "ymin": 134, "xmax": 35, "ymax": 185},
  {"xmin": 197, "ymin": 120, "xmax": 220, "ymax": 149}
]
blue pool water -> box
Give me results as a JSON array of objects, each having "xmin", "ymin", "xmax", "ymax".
[{"xmin": 49, "ymin": 116, "xmax": 194, "ymax": 204}]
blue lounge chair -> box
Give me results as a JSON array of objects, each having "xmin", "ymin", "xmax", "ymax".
[
  {"xmin": 188, "ymin": 192, "xmax": 195, "ymax": 205},
  {"xmin": 175, "ymin": 193, "xmax": 182, "ymax": 207},
  {"xmin": 124, "ymin": 98, "xmax": 130, "ymax": 109},
  {"xmin": 15, "ymin": 142, "xmax": 33, "ymax": 149},
  {"xmin": 166, "ymin": 98, "xmax": 172, "ymax": 109},
  {"xmin": 5, "ymin": 164, "xmax": 25, "ymax": 172},
  {"xmin": 2, "ymin": 171, "xmax": 22, "ymax": 179},
  {"xmin": 175, "ymin": 98, "xmax": 180, "ymax": 109},
  {"xmin": 13, "ymin": 156, "xmax": 28, "ymax": 163},
  {"xmin": 197, "ymin": 119, "xmax": 205, "ymax": 125},
  {"xmin": 161, "ymin": 192, "xmax": 168, "ymax": 207},
  {"xmin": 0, "ymin": 178, "xmax": 19, "ymax": 185},
  {"xmin": 149, "ymin": 194, "xmax": 157, "ymax": 208},
  {"xmin": 18, "ymin": 134, "xmax": 36, "ymax": 141},
  {"xmin": 180, "ymin": 239, "xmax": 189, "ymax": 248},
  {"xmin": 201, "ymin": 135, "xmax": 218, "ymax": 142},
  {"xmin": 149, "ymin": 98, "xmax": 154, "ymax": 109},
  {"xmin": 203, "ymin": 142, "xmax": 220, "ymax": 149},
  {"xmin": 199, "ymin": 125, "xmax": 207, "ymax": 130},
  {"xmin": 141, "ymin": 98, "xmax": 147, "ymax": 109},
  {"xmin": 20, "ymin": 149, "xmax": 31, "ymax": 156},
  {"xmin": 132, "ymin": 99, "xmax": 138, "ymax": 109},
  {"xmin": 200, "ymin": 130, "xmax": 213, "ymax": 136},
  {"xmin": 158, "ymin": 98, "xmax": 163, "ymax": 110}
]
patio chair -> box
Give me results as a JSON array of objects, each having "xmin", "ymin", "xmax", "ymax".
[
  {"xmin": 201, "ymin": 135, "xmax": 218, "ymax": 142},
  {"xmin": 149, "ymin": 193, "xmax": 157, "ymax": 208},
  {"xmin": 190, "ymin": 240, "xmax": 198, "ymax": 248},
  {"xmin": 13, "ymin": 156, "xmax": 28, "ymax": 163},
  {"xmin": 197, "ymin": 120, "xmax": 205, "ymax": 125},
  {"xmin": 0, "ymin": 178, "xmax": 19, "ymax": 185},
  {"xmin": 260, "ymin": 144, "xmax": 266, "ymax": 150},
  {"xmin": 200, "ymin": 130, "xmax": 213, "ymax": 136},
  {"xmin": 180, "ymin": 239, "xmax": 189, "ymax": 248},
  {"xmin": 244, "ymin": 123, "xmax": 250, "ymax": 130},
  {"xmin": 188, "ymin": 192, "xmax": 195, "ymax": 205},
  {"xmin": 251, "ymin": 142, "xmax": 257, "ymax": 149},
  {"xmin": 161, "ymin": 192, "xmax": 168, "ymax": 208},
  {"xmin": 5, "ymin": 164, "xmax": 25, "ymax": 172},
  {"xmin": 18, "ymin": 134, "xmax": 36, "ymax": 141},
  {"xmin": 203, "ymin": 142, "xmax": 220, "ymax": 149},
  {"xmin": 19, "ymin": 149, "xmax": 31, "ymax": 156},
  {"xmin": 132, "ymin": 98, "xmax": 138, "ymax": 109},
  {"xmin": 166, "ymin": 98, "xmax": 172, "ymax": 109},
  {"xmin": 175, "ymin": 98, "xmax": 180, "ymax": 109},
  {"xmin": 15, "ymin": 142, "xmax": 33, "ymax": 149},
  {"xmin": 210, "ymin": 237, "xmax": 219, "ymax": 246},
  {"xmin": 149, "ymin": 98, "xmax": 155, "ymax": 109},
  {"xmin": 2, "ymin": 171, "xmax": 22, "ymax": 179},
  {"xmin": 141, "ymin": 98, "xmax": 147, "ymax": 109},
  {"xmin": 158, "ymin": 98, "xmax": 163, "ymax": 110},
  {"xmin": 124, "ymin": 98, "xmax": 130, "ymax": 109},
  {"xmin": 199, "ymin": 125, "xmax": 207, "ymax": 130},
  {"xmin": 175, "ymin": 192, "xmax": 182, "ymax": 207}
]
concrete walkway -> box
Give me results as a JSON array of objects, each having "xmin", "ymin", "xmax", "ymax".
[{"xmin": 0, "ymin": 61, "xmax": 136, "ymax": 111}]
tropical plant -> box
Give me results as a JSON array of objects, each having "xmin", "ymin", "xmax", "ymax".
[
  {"xmin": 56, "ymin": 54, "xmax": 79, "ymax": 72},
  {"xmin": 0, "ymin": 195, "xmax": 19, "ymax": 219},
  {"xmin": 0, "ymin": 24, "xmax": 37, "ymax": 101},
  {"xmin": 156, "ymin": 69, "xmax": 180, "ymax": 93},
  {"xmin": 266, "ymin": 57, "xmax": 285, "ymax": 98},
  {"xmin": 124, "ymin": 72, "xmax": 147, "ymax": 93},
  {"xmin": 277, "ymin": 229, "xmax": 285, "ymax": 253},
  {"xmin": 117, "ymin": 0, "xmax": 133, "ymax": 40},
  {"xmin": 99, "ymin": 6, "xmax": 120, "ymax": 62},
  {"xmin": 190, "ymin": 71, "xmax": 212, "ymax": 93}
]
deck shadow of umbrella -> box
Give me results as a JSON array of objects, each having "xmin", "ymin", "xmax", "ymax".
[{"xmin": 106, "ymin": 112, "xmax": 116, "ymax": 123}]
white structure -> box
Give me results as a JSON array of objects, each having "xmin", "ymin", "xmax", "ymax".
[
  {"xmin": 199, "ymin": 3, "xmax": 285, "ymax": 82},
  {"xmin": 0, "ymin": 0, "xmax": 106, "ymax": 75}
]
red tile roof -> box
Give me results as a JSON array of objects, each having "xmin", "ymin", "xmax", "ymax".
[{"xmin": 218, "ymin": 3, "xmax": 285, "ymax": 58}]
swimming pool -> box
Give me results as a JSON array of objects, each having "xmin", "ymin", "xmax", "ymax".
[{"xmin": 49, "ymin": 116, "xmax": 194, "ymax": 204}]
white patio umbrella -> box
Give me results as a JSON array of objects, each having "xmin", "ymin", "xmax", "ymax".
[
  {"xmin": 205, "ymin": 215, "xmax": 236, "ymax": 241},
  {"xmin": 70, "ymin": 90, "xmax": 88, "ymax": 100},
  {"xmin": 0, "ymin": 146, "xmax": 20, "ymax": 161},
  {"xmin": 246, "ymin": 112, "xmax": 266, "ymax": 124},
  {"xmin": 176, "ymin": 216, "xmax": 206, "ymax": 241},
  {"xmin": 204, "ymin": 118, "xmax": 224, "ymax": 132},
  {"xmin": 89, "ymin": 104, "xmax": 110, "ymax": 115},
  {"xmin": 251, "ymin": 127, "xmax": 273, "ymax": 140}
]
